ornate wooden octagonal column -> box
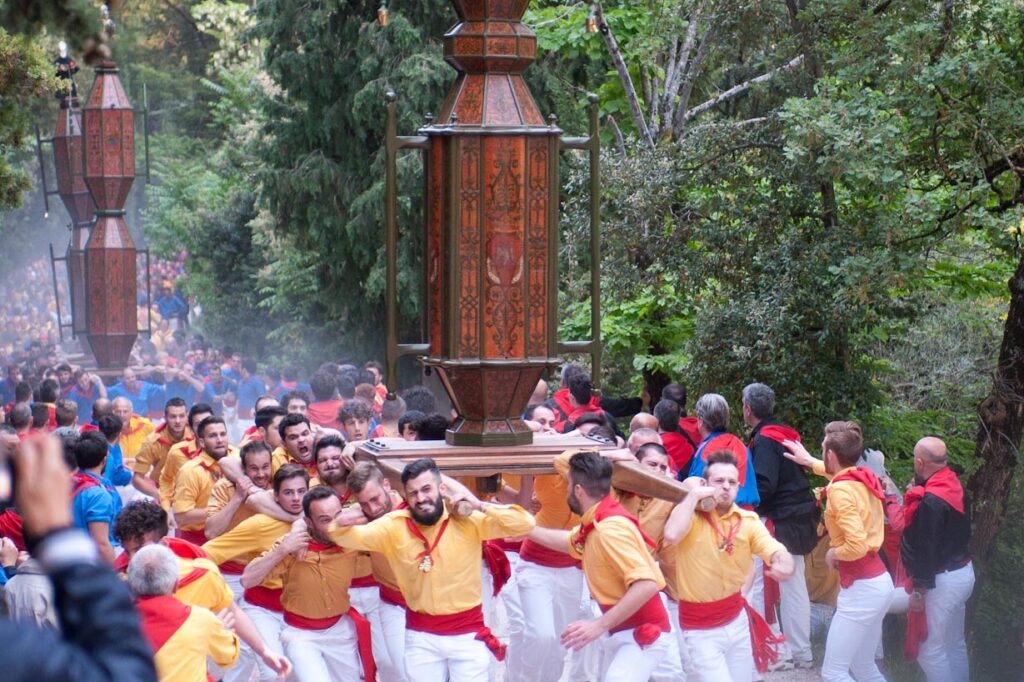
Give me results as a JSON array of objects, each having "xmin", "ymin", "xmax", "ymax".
[
  {"xmin": 385, "ymin": 0, "xmax": 600, "ymax": 446},
  {"xmin": 51, "ymin": 94, "xmax": 97, "ymax": 349},
  {"xmin": 82, "ymin": 61, "xmax": 138, "ymax": 368}
]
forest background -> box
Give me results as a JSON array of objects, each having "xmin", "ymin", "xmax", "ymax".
[{"xmin": 3, "ymin": 1, "xmax": 1024, "ymax": 677}]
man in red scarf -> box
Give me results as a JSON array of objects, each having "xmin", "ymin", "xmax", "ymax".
[
  {"xmin": 127, "ymin": 543, "xmax": 240, "ymax": 680},
  {"xmin": 785, "ymin": 421, "xmax": 894, "ymax": 682},
  {"xmin": 891, "ymin": 437, "xmax": 973, "ymax": 682},
  {"xmin": 663, "ymin": 449, "xmax": 793, "ymax": 681},
  {"xmin": 525, "ymin": 451, "xmax": 671, "ymax": 682}
]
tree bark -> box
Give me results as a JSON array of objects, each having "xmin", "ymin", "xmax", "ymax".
[{"xmin": 968, "ymin": 250, "xmax": 1024, "ymax": 568}]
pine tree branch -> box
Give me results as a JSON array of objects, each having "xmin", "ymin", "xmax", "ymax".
[{"xmin": 681, "ymin": 54, "xmax": 805, "ymax": 124}]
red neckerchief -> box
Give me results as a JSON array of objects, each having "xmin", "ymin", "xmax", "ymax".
[
  {"xmin": 243, "ymin": 424, "xmax": 259, "ymax": 437},
  {"xmin": 136, "ymin": 595, "xmax": 191, "ymax": 653},
  {"xmin": 404, "ymin": 515, "xmax": 451, "ymax": 570},
  {"xmin": 751, "ymin": 423, "xmax": 801, "ymax": 447},
  {"xmin": 830, "ymin": 467, "xmax": 885, "ymax": 500},
  {"xmin": 573, "ymin": 495, "xmax": 657, "ymax": 554},
  {"xmin": 701, "ymin": 509, "xmax": 742, "ymax": 555},
  {"xmin": 155, "ymin": 422, "xmax": 187, "ymax": 447},
  {"xmin": 197, "ymin": 455, "xmax": 223, "ymax": 482},
  {"xmin": 904, "ymin": 466, "xmax": 964, "ymax": 523},
  {"xmin": 124, "ymin": 415, "xmax": 148, "ymax": 437},
  {"xmin": 338, "ymin": 487, "xmax": 352, "ymax": 506},
  {"xmin": 307, "ymin": 540, "xmax": 344, "ymax": 554}
]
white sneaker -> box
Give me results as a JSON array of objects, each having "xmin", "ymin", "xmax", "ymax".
[{"xmin": 768, "ymin": 658, "xmax": 795, "ymax": 672}]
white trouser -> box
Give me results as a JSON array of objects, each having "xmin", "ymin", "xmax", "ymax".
[
  {"xmin": 240, "ymin": 601, "xmax": 286, "ymax": 682},
  {"xmin": 405, "ymin": 629, "xmax": 493, "ymax": 682},
  {"xmin": 599, "ymin": 627, "xmax": 670, "ymax": 682},
  {"xmin": 664, "ymin": 597, "xmax": 694, "ymax": 680},
  {"xmin": 822, "ymin": 571, "xmax": 894, "ymax": 682},
  {"xmin": 281, "ymin": 615, "xmax": 361, "ymax": 682},
  {"xmin": 750, "ymin": 553, "xmax": 812, "ymax": 664},
  {"xmin": 350, "ymin": 585, "xmax": 388, "ymax": 681},
  {"xmin": 650, "ymin": 592, "xmax": 685, "ymax": 682},
  {"xmin": 683, "ymin": 608, "xmax": 755, "ymax": 682},
  {"xmin": 512, "ymin": 560, "xmax": 590, "ymax": 682},
  {"xmin": 498, "ymin": 552, "xmax": 526, "ymax": 679},
  {"xmin": 222, "ymin": 572, "xmax": 244, "ymax": 602},
  {"xmin": 918, "ymin": 562, "xmax": 974, "ymax": 682},
  {"xmin": 377, "ymin": 599, "xmax": 409, "ymax": 682}
]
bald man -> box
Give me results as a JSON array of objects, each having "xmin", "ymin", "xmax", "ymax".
[
  {"xmin": 886, "ymin": 437, "xmax": 973, "ymax": 682},
  {"xmin": 628, "ymin": 413, "xmax": 658, "ymax": 434},
  {"xmin": 626, "ymin": 427, "xmax": 661, "ymax": 455}
]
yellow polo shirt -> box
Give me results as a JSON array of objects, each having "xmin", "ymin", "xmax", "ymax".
[
  {"xmin": 174, "ymin": 556, "xmax": 234, "ymax": 613},
  {"xmin": 823, "ymin": 466, "xmax": 885, "ymax": 562},
  {"xmin": 202, "ymin": 513, "xmax": 293, "ymax": 567},
  {"xmin": 262, "ymin": 539, "xmax": 359, "ymax": 619},
  {"xmin": 566, "ymin": 501, "xmax": 665, "ymax": 606},
  {"xmin": 133, "ymin": 425, "xmax": 191, "ymax": 483},
  {"xmin": 172, "ymin": 451, "xmax": 239, "ymax": 532},
  {"xmin": 206, "ymin": 478, "xmax": 259, "ymax": 533},
  {"xmin": 160, "ymin": 438, "xmax": 199, "ymax": 510},
  {"xmin": 670, "ymin": 505, "xmax": 785, "ymax": 603},
  {"xmin": 329, "ymin": 504, "xmax": 535, "ymax": 615},
  {"xmin": 152, "ymin": 604, "xmax": 239, "ymax": 682},
  {"xmin": 121, "ymin": 414, "xmax": 155, "ymax": 461}
]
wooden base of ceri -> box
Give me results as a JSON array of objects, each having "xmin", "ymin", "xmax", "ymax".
[{"xmin": 354, "ymin": 434, "xmax": 700, "ymax": 505}]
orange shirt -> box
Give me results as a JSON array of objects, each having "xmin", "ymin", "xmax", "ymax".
[
  {"xmin": 566, "ymin": 502, "xmax": 665, "ymax": 606},
  {"xmin": 329, "ymin": 504, "xmax": 535, "ymax": 615},
  {"xmin": 263, "ymin": 538, "xmax": 359, "ymax": 619}
]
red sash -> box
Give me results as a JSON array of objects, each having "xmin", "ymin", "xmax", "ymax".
[
  {"xmin": 836, "ymin": 551, "xmax": 887, "ymax": 589},
  {"xmin": 379, "ymin": 584, "xmax": 407, "ymax": 607},
  {"xmin": 219, "ymin": 561, "xmax": 246, "ymax": 575},
  {"xmin": 520, "ymin": 538, "xmax": 581, "ymax": 568},
  {"xmin": 137, "ymin": 595, "xmax": 192, "ymax": 653},
  {"xmin": 406, "ymin": 605, "xmax": 506, "ymax": 660},
  {"xmin": 178, "ymin": 528, "xmax": 208, "ymax": 546},
  {"xmin": 678, "ymin": 593, "xmax": 784, "ymax": 673},
  {"xmin": 351, "ymin": 574, "xmax": 379, "ymax": 588},
  {"xmin": 598, "ymin": 594, "xmax": 669, "ymax": 648},
  {"xmin": 283, "ymin": 607, "xmax": 376, "ymax": 681},
  {"xmin": 482, "ymin": 540, "xmax": 512, "ymax": 597},
  {"xmin": 244, "ymin": 585, "xmax": 284, "ymax": 612}
]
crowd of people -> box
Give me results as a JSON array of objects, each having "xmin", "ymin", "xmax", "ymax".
[{"xmin": 0, "ymin": 352, "xmax": 973, "ymax": 682}]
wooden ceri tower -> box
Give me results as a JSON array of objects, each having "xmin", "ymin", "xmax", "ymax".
[
  {"xmin": 383, "ymin": 0, "xmax": 601, "ymax": 448},
  {"xmin": 367, "ymin": 0, "xmax": 700, "ymax": 506},
  {"xmin": 52, "ymin": 92, "xmax": 97, "ymax": 354},
  {"xmin": 81, "ymin": 61, "xmax": 138, "ymax": 368}
]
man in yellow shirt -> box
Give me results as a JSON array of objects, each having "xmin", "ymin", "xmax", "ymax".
[
  {"xmin": 784, "ymin": 422, "xmax": 894, "ymax": 682},
  {"xmin": 244, "ymin": 487, "xmax": 371, "ymax": 682},
  {"xmin": 112, "ymin": 396, "xmax": 155, "ymax": 462},
  {"xmin": 113, "ymin": 500, "xmax": 291, "ymax": 680},
  {"xmin": 204, "ymin": 464, "xmax": 309, "ymax": 682},
  {"xmin": 525, "ymin": 451, "xmax": 672, "ymax": 682},
  {"xmin": 173, "ymin": 416, "xmax": 236, "ymax": 545},
  {"xmin": 160, "ymin": 403, "xmax": 214, "ymax": 511},
  {"xmin": 128, "ymin": 543, "xmax": 240, "ymax": 682},
  {"xmin": 132, "ymin": 397, "xmax": 191, "ymax": 501},
  {"xmin": 204, "ymin": 440, "xmax": 277, "ymax": 598},
  {"xmin": 328, "ymin": 457, "xmax": 535, "ymax": 682},
  {"xmin": 662, "ymin": 449, "xmax": 794, "ymax": 682}
]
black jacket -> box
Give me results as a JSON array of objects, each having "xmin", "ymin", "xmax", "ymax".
[
  {"xmin": 750, "ymin": 419, "xmax": 818, "ymax": 555},
  {"xmin": 901, "ymin": 491, "xmax": 972, "ymax": 590},
  {"xmin": 0, "ymin": 530, "xmax": 156, "ymax": 682}
]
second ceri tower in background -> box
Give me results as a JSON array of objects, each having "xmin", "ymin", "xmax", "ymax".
[{"xmin": 385, "ymin": 0, "xmax": 601, "ymax": 447}]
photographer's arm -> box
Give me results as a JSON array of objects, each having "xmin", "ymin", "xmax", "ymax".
[{"xmin": 0, "ymin": 435, "xmax": 156, "ymax": 681}]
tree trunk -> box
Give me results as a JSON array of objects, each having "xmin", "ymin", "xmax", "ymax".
[{"xmin": 968, "ymin": 250, "xmax": 1024, "ymax": 568}]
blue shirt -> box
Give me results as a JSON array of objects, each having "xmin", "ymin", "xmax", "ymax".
[
  {"xmin": 71, "ymin": 471, "xmax": 123, "ymax": 546},
  {"xmin": 103, "ymin": 443, "xmax": 132, "ymax": 487},
  {"xmin": 164, "ymin": 379, "xmax": 198, "ymax": 407},
  {"xmin": 68, "ymin": 384, "xmax": 102, "ymax": 421},
  {"xmin": 685, "ymin": 432, "xmax": 761, "ymax": 508},
  {"xmin": 0, "ymin": 378, "xmax": 17, "ymax": 406},
  {"xmin": 200, "ymin": 378, "xmax": 237, "ymax": 416},
  {"xmin": 107, "ymin": 381, "xmax": 164, "ymax": 413},
  {"xmin": 237, "ymin": 376, "xmax": 264, "ymax": 411}
]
